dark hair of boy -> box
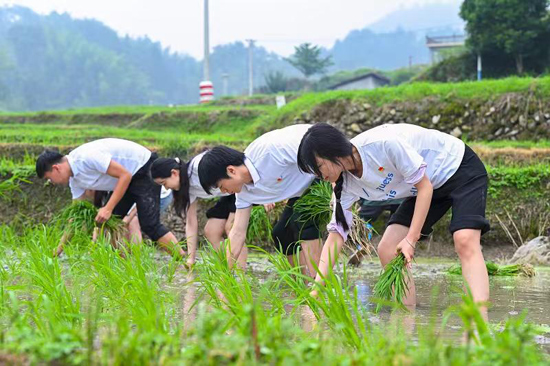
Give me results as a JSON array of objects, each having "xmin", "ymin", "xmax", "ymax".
[
  {"xmin": 198, "ymin": 146, "xmax": 245, "ymax": 194},
  {"xmin": 150, "ymin": 158, "xmax": 191, "ymax": 217},
  {"xmin": 297, "ymin": 123, "xmax": 358, "ymax": 231},
  {"xmin": 35, "ymin": 150, "xmax": 64, "ymax": 178}
]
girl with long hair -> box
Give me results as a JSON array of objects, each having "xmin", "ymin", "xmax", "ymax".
[
  {"xmin": 298, "ymin": 123, "xmax": 490, "ymax": 308},
  {"xmin": 151, "ymin": 153, "xmax": 238, "ymax": 268}
]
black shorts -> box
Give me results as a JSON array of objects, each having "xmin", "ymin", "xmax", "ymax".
[
  {"xmin": 387, "ymin": 145, "xmax": 490, "ymax": 236},
  {"xmin": 205, "ymin": 195, "xmax": 236, "ymax": 220},
  {"xmin": 272, "ymin": 193, "xmax": 323, "ymax": 256},
  {"xmin": 112, "ymin": 153, "xmax": 170, "ymax": 241}
]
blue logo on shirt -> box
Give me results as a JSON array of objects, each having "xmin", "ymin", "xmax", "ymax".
[
  {"xmin": 386, "ymin": 190, "xmax": 397, "ymax": 199},
  {"xmin": 376, "ymin": 173, "xmax": 394, "ymax": 192}
]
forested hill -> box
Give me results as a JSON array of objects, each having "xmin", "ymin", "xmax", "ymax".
[
  {"xmin": 0, "ymin": 4, "xmax": 464, "ymax": 111},
  {"xmin": 0, "ymin": 6, "xmax": 297, "ymax": 111}
]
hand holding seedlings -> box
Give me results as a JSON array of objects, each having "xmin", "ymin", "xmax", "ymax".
[
  {"xmin": 95, "ymin": 206, "xmax": 113, "ymax": 223},
  {"xmin": 395, "ymin": 237, "xmax": 416, "ymax": 268}
]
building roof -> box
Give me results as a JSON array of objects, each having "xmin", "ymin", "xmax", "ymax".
[{"xmin": 329, "ymin": 72, "xmax": 391, "ymax": 90}]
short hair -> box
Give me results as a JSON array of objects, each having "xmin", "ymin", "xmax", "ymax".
[
  {"xmin": 198, "ymin": 146, "xmax": 245, "ymax": 194},
  {"xmin": 36, "ymin": 150, "xmax": 64, "ymax": 178}
]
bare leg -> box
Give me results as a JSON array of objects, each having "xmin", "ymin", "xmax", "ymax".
[
  {"xmin": 126, "ymin": 216, "xmax": 143, "ymax": 245},
  {"xmin": 236, "ymin": 244, "xmax": 248, "ymax": 270},
  {"xmin": 300, "ymin": 239, "xmax": 322, "ymax": 278},
  {"xmin": 54, "ymin": 231, "xmax": 71, "ymax": 257},
  {"xmin": 204, "ymin": 218, "xmax": 227, "ymax": 250},
  {"xmin": 157, "ymin": 232, "xmax": 185, "ymax": 257},
  {"xmin": 453, "ymin": 229, "xmax": 489, "ymax": 318},
  {"xmin": 377, "ymin": 224, "xmax": 416, "ymax": 306}
]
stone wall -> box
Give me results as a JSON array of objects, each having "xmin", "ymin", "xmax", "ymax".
[{"xmin": 291, "ymin": 92, "xmax": 550, "ymax": 140}]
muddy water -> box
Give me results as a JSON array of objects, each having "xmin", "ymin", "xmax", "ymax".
[{"xmin": 173, "ymin": 255, "xmax": 550, "ymax": 347}]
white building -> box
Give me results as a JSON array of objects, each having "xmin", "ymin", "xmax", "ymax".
[{"xmin": 329, "ymin": 73, "xmax": 390, "ymax": 91}]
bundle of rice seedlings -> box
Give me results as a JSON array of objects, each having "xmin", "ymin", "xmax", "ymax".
[
  {"xmin": 247, "ymin": 205, "xmax": 275, "ymax": 244},
  {"xmin": 293, "ymin": 181, "xmax": 333, "ymax": 228},
  {"xmin": 57, "ymin": 200, "xmax": 124, "ymax": 234},
  {"xmin": 447, "ymin": 262, "xmax": 536, "ymax": 277},
  {"xmin": 55, "ymin": 200, "xmax": 126, "ymax": 255},
  {"xmin": 294, "ymin": 181, "xmax": 374, "ymax": 259},
  {"xmin": 372, "ymin": 253, "xmax": 410, "ymax": 310}
]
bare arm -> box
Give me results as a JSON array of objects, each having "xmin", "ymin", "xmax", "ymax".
[
  {"xmin": 95, "ymin": 160, "xmax": 132, "ymax": 223},
  {"xmin": 226, "ymin": 207, "xmax": 252, "ymax": 269},
  {"xmin": 314, "ymin": 231, "xmax": 345, "ymax": 285},
  {"xmin": 396, "ymin": 175, "xmax": 433, "ymax": 263},
  {"xmin": 185, "ymin": 200, "xmax": 199, "ymax": 265}
]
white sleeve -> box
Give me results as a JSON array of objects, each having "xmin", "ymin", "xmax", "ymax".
[
  {"xmin": 383, "ymin": 138, "xmax": 425, "ymax": 182},
  {"xmin": 235, "ymin": 193, "xmax": 252, "ymax": 209}
]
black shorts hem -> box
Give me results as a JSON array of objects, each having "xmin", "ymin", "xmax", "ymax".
[
  {"xmin": 449, "ymin": 215, "xmax": 490, "ymax": 236},
  {"xmin": 205, "ymin": 195, "xmax": 236, "ymax": 220}
]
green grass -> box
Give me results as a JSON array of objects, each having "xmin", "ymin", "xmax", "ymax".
[
  {"xmin": 0, "ymin": 103, "xmax": 276, "ymax": 116},
  {"xmin": 0, "ymin": 123, "xmax": 247, "ymax": 146},
  {"xmin": 263, "ymin": 76, "xmax": 550, "ymax": 130}
]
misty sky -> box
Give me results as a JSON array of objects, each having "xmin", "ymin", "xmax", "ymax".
[{"xmin": 2, "ymin": 0, "xmax": 456, "ymax": 58}]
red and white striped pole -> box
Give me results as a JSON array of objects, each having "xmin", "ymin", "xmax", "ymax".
[
  {"xmin": 200, "ymin": 0, "xmax": 214, "ymax": 103},
  {"xmin": 200, "ymin": 81, "xmax": 214, "ymax": 103}
]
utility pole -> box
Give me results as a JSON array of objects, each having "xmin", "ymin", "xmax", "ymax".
[
  {"xmin": 246, "ymin": 39, "xmax": 255, "ymax": 97},
  {"xmin": 222, "ymin": 73, "xmax": 229, "ymax": 96},
  {"xmin": 200, "ymin": 0, "xmax": 214, "ymax": 102},
  {"xmin": 203, "ymin": 0, "xmax": 210, "ymax": 81}
]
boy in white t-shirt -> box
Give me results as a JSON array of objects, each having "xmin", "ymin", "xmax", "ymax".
[
  {"xmin": 297, "ymin": 123, "xmax": 490, "ymax": 308},
  {"xmin": 198, "ymin": 124, "xmax": 323, "ymax": 277},
  {"xmin": 35, "ymin": 138, "xmax": 185, "ymax": 257}
]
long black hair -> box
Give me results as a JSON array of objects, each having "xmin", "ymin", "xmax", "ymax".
[
  {"xmin": 297, "ymin": 123, "xmax": 356, "ymax": 231},
  {"xmin": 150, "ymin": 157, "xmax": 191, "ymax": 217}
]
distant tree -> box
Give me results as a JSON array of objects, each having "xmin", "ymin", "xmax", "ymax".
[
  {"xmin": 263, "ymin": 71, "xmax": 288, "ymax": 93},
  {"xmin": 460, "ymin": 0, "xmax": 550, "ymax": 74},
  {"xmin": 285, "ymin": 43, "xmax": 333, "ymax": 79}
]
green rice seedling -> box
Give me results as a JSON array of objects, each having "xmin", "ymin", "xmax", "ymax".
[
  {"xmin": 294, "ymin": 181, "xmax": 333, "ymax": 228},
  {"xmin": 247, "ymin": 205, "xmax": 274, "ymax": 244},
  {"xmin": 307, "ymin": 248, "xmax": 371, "ymax": 350},
  {"xmin": 55, "ymin": 200, "xmax": 126, "ymax": 255},
  {"xmin": 294, "ymin": 181, "xmax": 374, "ymax": 258},
  {"xmin": 57, "ymin": 200, "xmax": 124, "ymax": 236},
  {"xmin": 372, "ymin": 253, "xmax": 410, "ymax": 311},
  {"xmin": 447, "ymin": 262, "xmax": 536, "ymax": 277},
  {"xmin": 0, "ymin": 174, "xmax": 25, "ymax": 201}
]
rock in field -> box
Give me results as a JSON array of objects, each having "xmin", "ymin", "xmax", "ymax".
[{"xmin": 510, "ymin": 236, "xmax": 550, "ymax": 266}]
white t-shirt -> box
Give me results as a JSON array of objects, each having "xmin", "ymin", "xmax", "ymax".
[
  {"xmin": 188, "ymin": 152, "xmax": 226, "ymax": 204},
  {"xmin": 235, "ymin": 124, "xmax": 316, "ymax": 209},
  {"xmin": 339, "ymin": 123, "xmax": 465, "ymax": 211},
  {"xmin": 68, "ymin": 138, "xmax": 151, "ymax": 199}
]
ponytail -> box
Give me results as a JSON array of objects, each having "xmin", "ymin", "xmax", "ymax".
[
  {"xmin": 334, "ymin": 173, "xmax": 349, "ymax": 231},
  {"xmin": 172, "ymin": 158, "xmax": 192, "ymax": 217},
  {"xmin": 150, "ymin": 157, "xmax": 192, "ymax": 217}
]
